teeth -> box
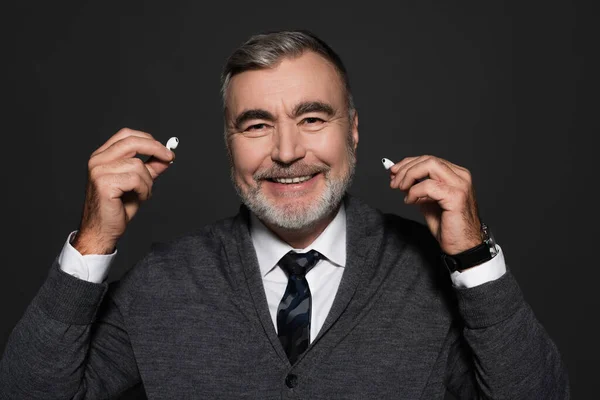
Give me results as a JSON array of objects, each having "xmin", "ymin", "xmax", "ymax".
[{"xmin": 273, "ymin": 175, "xmax": 313, "ymax": 184}]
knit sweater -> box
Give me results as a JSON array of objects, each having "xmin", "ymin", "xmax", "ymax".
[{"xmin": 0, "ymin": 195, "xmax": 570, "ymax": 399}]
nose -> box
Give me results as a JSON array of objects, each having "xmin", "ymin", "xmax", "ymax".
[{"xmin": 270, "ymin": 122, "xmax": 306, "ymax": 165}]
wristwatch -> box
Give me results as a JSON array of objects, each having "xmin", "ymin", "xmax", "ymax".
[{"xmin": 441, "ymin": 222, "xmax": 499, "ymax": 273}]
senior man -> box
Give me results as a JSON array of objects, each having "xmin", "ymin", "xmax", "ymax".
[{"xmin": 0, "ymin": 30, "xmax": 569, "ymax": 399}]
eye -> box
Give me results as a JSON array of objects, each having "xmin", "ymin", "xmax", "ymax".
[
  {"xmin": 301, "ymin": 117, "xmax": 325, "ymax": 125},
  {"xmin": 246, "ymin": 123, "xmax": 269, "ymax": 131},
  {"xmin": 241, "ymin": 123, "xmax": 271, "ymax": 138}
]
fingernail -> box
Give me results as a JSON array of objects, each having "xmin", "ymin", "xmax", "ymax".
[{"xmin": 404, "ymin": 195, "xmax": 408, "ymax": 203}]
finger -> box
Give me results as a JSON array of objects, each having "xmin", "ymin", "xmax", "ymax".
[
  {"xmin": 123, "ymin": 172, "xmax": 152, "ymax": 203},
  {"xmin": 91, "ymin": 158, "xmax": 154, "ymax": 192},
  {"xmin": 144, "ymin": 155, "xmax": 175, "ymax": 179},
  {"xmin": 388, "ymin": 156, "xmax": 420, "ymax": 183},
  {"xmin": 428, "ymin": 158, "xmax": 473, "ymax": 191},
  {"xmin": 442, "ymin": 159, "xmax": 472, "ymax": 182},
  {"xmin": 404, "ymin": 179, "xmax": 466, "ymax": 211},
  {"xmin": 404, "ymin": 179, "xmax": 446, "ymax": 204},
  {"xmin": 390, "ymin": 155, "xmax": 430, "ymax": 187},
  {"xmin": 99, "ymin": 155, "xmax": 172, "ymax": 182},
  {"xmin": 392, "ymin": 157, "xmax": 462, "ymax": 191},
  {"xmin": 90, "ymin": 136, "xmax": 174, "ymax": 170},
  {"xmin": 92, "ymin": 128, "xmax": 154, "ymax": 157},
  {"xmin": 99, "ymin": 171, "xmax": 152, "ymax": 202},
  {"xmin": 120, "ymin": 172, "xmax": 152, "ymax": 221},
  {"xmin": 389, "ymin": 156, "xmax": 419, "ymax": 174}
]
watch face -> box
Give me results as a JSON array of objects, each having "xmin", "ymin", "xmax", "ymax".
[{"xmin": 482, "ymin": 223, "xmax": 499, "ymax": 257}]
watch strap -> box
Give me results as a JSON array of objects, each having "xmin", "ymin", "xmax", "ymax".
[{"xmin": 441, "ymin": 241, "xmax": 493, "ymax": 272}]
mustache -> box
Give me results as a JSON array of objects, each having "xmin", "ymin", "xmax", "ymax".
[{"xmin": 253, "ymin": 162, "xmax": 330, "ymax": 180}]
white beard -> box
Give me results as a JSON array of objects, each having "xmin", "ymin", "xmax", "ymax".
[{"xmin": 231, "ymin": 142, "xmax": 356, "ymax": 231}]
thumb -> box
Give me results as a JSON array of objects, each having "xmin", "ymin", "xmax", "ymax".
[{"xmin": 144, "ymin": 153, "xmax": 175, "ymax": 179}]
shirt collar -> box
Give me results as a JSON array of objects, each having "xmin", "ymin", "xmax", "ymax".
[{"xmin": 250, "ymin": 204, "xmax": 347, "ymax": 277}]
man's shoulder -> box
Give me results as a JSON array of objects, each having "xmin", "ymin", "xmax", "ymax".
[
  {"xmin": 108, "ymin": 213, "xmax": 244, "ymax": 299},
  {"xmin": 381, "ymin": 213, "xmax": 437, "ymax": 247},
  {"xmin": 138, "ymin": 211, "xmax": 249, "ymax": 273},
  {"xmin": 345, "ymin": 194, "xmax": 437, "ymax": 250},
  {"xmin": 150, "ymin": 214, "xmax": 239, "ymax": 255},
  {"xmin": 347, "ymin": 195, "xmax": 453, "ymax": 304}
]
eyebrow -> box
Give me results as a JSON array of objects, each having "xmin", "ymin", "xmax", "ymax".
[
  {"xmin": 232, "ymin": 109, "xmax": 275, "ymax": 131},
  {"xmin": 232, "ymin": 101, "xmax": 336, "ymax": 131},
  {"xmin": 292, "ymin": 101, "xmax": 335, "ymax": 118}
]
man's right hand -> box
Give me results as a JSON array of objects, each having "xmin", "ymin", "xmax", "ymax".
[{"xmin": 72, "ymin": 128, "xmax": 175, "ymax": 255}]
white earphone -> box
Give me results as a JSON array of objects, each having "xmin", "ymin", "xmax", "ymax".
[
  {"xmin": 166, "ymin": 137, "xmax": 179, "ymax": 150},
  {"xmin": 381, "ymin": 158, "xmax": 395, "ymax": 170}
]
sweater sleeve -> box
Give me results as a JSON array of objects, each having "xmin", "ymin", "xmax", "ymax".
[
  {"xmin": 444, "ymin": 269, "xmax": 570, "ymax": 399},
  {"xmin": 0, "ymin": 258, "xmax": 141, "ymax": 399}
]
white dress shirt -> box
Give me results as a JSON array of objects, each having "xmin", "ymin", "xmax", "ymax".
[
  {"xmin": 249, "ymin": 205, "xmax": 348, "ymax": 341},
  {"xmin": 58, "ymin": 205, "xmax": 507, "ymax": 342}
]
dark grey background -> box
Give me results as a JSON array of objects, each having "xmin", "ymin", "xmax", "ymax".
[{"xmin": 2, "ymin": 0, "xmax": 597, "ymax": 398}]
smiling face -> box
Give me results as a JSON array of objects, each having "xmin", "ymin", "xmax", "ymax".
[{"xmin": 225, "ymin": 51, "xmax": 359, "ymax": 231}]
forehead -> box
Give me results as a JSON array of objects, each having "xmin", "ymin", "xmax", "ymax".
[{"xmin": 226, "ymin": 51, "xmax": 346, "ymax": 117}]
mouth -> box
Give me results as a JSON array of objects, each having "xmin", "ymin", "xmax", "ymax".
[
  {"xmin": 260, "ymin": 173, "xmax": 322, "ymax": 195},
  {"xmin": 266, "ymin": 174, "xmax": 318, "ymax": 184}
]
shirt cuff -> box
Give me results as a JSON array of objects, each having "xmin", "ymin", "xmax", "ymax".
[
  {"xmin": 57, "ymin": 231, "xmax": 116, "ymax": 283},
  {"xmin": 449, "ymin": 245, "xmax": 507, "ymax": 288}
]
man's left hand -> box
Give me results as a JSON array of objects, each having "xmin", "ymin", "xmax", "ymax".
[{"xmin": 389, "ymin": 155, "xmax": 482, "ymax": 255}]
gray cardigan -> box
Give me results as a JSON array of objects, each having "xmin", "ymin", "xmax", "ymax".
[{"xmin": 0, "ymin": 195, "xmax": 569, "ymax": 399}]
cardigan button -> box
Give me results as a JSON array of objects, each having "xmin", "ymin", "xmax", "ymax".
[{"xmin": 285, "ymin": 373, "xmax": 298, "ymax": 388}]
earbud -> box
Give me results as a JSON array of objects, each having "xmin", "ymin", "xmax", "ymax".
[
  {"xmin": 166, "ymin": 137, "xmax": 179, "ymax": 150},
  {"xmin": 381, "ymin": 158, "xmax": 395, "ymax": 170}
]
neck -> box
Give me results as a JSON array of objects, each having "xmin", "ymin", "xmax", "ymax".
[{"xmin": 262, "ymin": 205, "xmax": 340, "ymax": 249}]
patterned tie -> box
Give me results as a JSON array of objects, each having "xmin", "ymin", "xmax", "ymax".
[{"xmin": 277, "ymin": 250, "xmax": 322, "ymax": 365}]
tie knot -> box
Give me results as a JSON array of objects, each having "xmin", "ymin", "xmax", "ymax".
[{"xmin": 279, "ymin": 250, "xmax": 322, "ymax": 277}]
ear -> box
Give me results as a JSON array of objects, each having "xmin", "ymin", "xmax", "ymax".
[{"xmin": 351, "ymin": 110, "xmax": 359, "ymax": 150}]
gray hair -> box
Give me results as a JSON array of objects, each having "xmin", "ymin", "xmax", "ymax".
[{"xmin": 220, "ymin": 30, "xmax": 355, "ymax": 125}]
